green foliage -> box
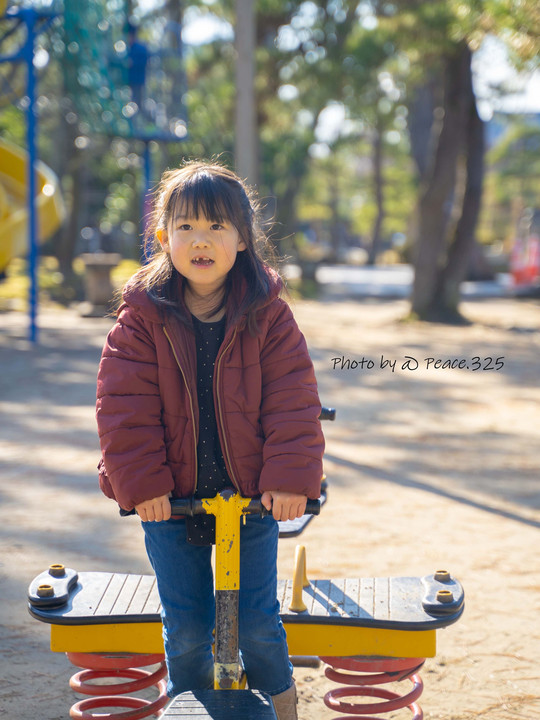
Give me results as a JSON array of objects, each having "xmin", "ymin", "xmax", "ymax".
[
  {"xmin": 489, "ymin": 121, "xmax": 540, "ymax": 176},
  {"xmin": 0, "ymin": 256, "xmax": 81, "ymax": 310},
  {"xmin": 480, "ymin": 117, "xmax": 540, "ymax": 245},
  {"xmin": 0, "ymin": 104, "xmax": 25, "ymax": 145},
  {"xmin": 1, "ymin": 0, "xmax": 539, "ymax": 292},
  {"xmin": 111, "ymin": 258, "xmax": 141, "ymax": 289}
]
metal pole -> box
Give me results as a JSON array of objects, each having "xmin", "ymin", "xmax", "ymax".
[{"xmin": 24, "ymin": 8, "xmax": 39, "ymax": 343}]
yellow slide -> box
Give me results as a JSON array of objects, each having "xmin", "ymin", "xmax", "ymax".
[{"xmin": 0, "ymin": 138, "xmax": 65, "ymax": 274}]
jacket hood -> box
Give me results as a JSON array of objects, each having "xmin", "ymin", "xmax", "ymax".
[{"xmin": 119, "ymin": 263, "xmax": 283, "ymax": 325}]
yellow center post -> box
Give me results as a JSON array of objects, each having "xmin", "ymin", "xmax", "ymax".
[
  {"xmin": 203, "ymin": 492, "xmax": 252, "ymax": 591},
  {"xmin": 202, "ymin": 490, "xmax": 252, "ymax": 690}
]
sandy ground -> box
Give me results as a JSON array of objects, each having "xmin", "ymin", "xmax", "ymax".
[{"xmin": 1, "ymin": 295, "xmax": 539, "ymax": 720}]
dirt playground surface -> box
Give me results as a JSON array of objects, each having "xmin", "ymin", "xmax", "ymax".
[{"xmin": 1, "ymin": 295, "xmax": 539, "ymax": 719}]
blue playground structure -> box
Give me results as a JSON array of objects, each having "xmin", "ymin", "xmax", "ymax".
[
  {"xmin": 0, "ymin": 2, "xmax": 60, "ymax": 341},
  {"xmin": 0, "ymin": 0, "xmax": 186, "ymax": 340}
]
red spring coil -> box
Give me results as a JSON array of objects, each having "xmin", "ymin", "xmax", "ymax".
[
  {"xmin": 66, "ymin": 652, "xmax": 168, "ymax": 720},
  {"xmin": 320, "ymin": 656, "xmax": 425, "ymax": 720}
]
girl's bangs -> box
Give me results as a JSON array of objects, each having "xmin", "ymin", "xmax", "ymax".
[{"xmin": 169, "ymin": 174, "xmax": 237, "ymax": 226}]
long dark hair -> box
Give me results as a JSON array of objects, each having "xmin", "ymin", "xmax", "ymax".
[{"xmin": 129, "ymin": 160, "xmax": 280, "ymax": 331}]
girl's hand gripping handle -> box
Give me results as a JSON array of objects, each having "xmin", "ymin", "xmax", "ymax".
[
  {"xmin": 135, "ymin": 494, "xmax": 172, "ymax": 522},
  {"xmin": 260, "ymin": 491, "xmax": 308, "ymax": 521},
  {"xmin": 260, "ymin": 491, "xmax": 321, "ymax": 522}
]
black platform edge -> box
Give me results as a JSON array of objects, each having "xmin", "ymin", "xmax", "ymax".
[
  {"xmin": 28, "ymin": 602, "xmax": 464, "ymax": 631},
  {"xmin": 163, "ymin": 690, "xmax": 277, "ymax": 719},
  {"xmin": 27, "ymin": 604, "xmax": 162, "ymax": 625},
  {"xmin": 277, "ymin": 514, "xmax": 314, "ymax": 538},
  {"xmin": 281, "ymin": 603, "xmax": 465, "ymax": 631}
]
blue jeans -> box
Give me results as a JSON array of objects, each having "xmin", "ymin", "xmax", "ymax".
[{"xmin": 142, "ymin": 514, "xmax": 293, "ymax": 698}]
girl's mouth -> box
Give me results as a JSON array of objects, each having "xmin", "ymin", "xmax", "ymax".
[{"xmin": 192, "ymin": 257, "xmax": 214, "ymax": 266}]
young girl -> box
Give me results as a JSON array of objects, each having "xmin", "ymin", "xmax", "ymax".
[{"xmin": 96, "ymin": 161, "xmax": 324, "ymax": 719}]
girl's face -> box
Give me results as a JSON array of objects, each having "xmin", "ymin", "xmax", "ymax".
[{"xmin": 160, "ymin": 213, "xmax": 246, "ymax": 297}]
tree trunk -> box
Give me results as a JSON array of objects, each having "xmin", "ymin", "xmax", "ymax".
[
  {"xmin": 410, "ymin": 42, "xmax": 471, "ymax": 319},
  {"xmin": 407, "ymin": 75, "xmax": 439, "ymax": 181},
  {"xmin": 165, "ymin": 0, "xmax": 186, "ymax": 114},
  {"xmin": 436, "ymin": 89, "xmax": 485, "ymax": 315},
  {"xmin": 271, "ymin": 152, "xmax": 309, "ymax": 253},
  {"xmin": 56, "ymin": 114, "xmax": 83, "ymax": 288},
  {"xmin": 367, "ymin": 118, "xmax": 384, "ymax": 266},
  {"xmin": 329, "ymin": 184, "xmax": 340, "ymax": 263},
  {"xmin": 235, "ymin": 0, "xmax": 258, "ymax": 187}
]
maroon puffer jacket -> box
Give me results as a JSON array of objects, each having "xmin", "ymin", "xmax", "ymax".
[{"xmin": 96, "ymin": 271, "xmax": 324, "ymax": 511}]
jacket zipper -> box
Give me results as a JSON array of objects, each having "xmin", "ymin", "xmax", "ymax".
[
  {"xmin": 214, "ymin": 328, "xmax": 241, "ymax": 492},
  {"xmin": 163, "ymin": 326, "xmax": 198, "ymax": 495}
]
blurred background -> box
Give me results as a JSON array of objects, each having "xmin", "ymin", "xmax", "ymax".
[
  {"xmin": 0, "ymin": 0, "xmax": 539, "ymax": 328},
  {"xmin": 1, "ymin": 4, "xmax": 540, "ymax": 718}
]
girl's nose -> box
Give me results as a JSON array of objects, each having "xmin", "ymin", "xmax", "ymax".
[{"xmin": 192, "ymin": 232, "xmax": 210, "ymax": 247}]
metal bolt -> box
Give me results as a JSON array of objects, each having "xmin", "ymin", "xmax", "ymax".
[
  {"xmin": 434, "ymin": 570, "xmax": 451, "ymax": 582},
  {"xmin": 436, "ymin": 589, "xmax": 454, "ymax": 604},
  {"xmin": 48, "ymin": 564, "xmax": 66, "ymax": 578},
  {"xmin": 37, "ymin": 584, "xmax": 54, "ymax": 598}
]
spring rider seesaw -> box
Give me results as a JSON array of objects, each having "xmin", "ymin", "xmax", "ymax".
[{"xmin": 28, "ymin": 408, "xmax": 464, "ymax": 719}]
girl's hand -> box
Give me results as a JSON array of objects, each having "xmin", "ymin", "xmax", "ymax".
[
  {"xmin": 261, "ymin": 491, "xmax": 307, "ymax": 521},
  {"xmin": 135, "ymin": 494, "xmax": 172, "ymax": 522}
]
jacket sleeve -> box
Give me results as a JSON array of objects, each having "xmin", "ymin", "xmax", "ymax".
[
  {"xmin": 96, "ymin": 304, "xmax": 174, "ymax": 510},
  {"xmin": 258, "ymin": 299, "xmax": 324, "ymax": 499}
]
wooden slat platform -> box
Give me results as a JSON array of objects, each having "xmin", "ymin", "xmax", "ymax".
[
  {"xmin": 277, "ymin": 576, "xmax": 462, "ymax": 628},
  {"xmin": 28, "ymin": 568, "xmax": 463, "ymax": 657},
  {"xmin": 28, "ymin": 569, "xmax": 464, "ymax": 631}
]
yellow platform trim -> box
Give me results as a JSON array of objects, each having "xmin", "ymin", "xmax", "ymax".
[
  {"xmin": 285, "ymin": 623, "xmax": 436, "ymax": 658},
  {"xmin": 51, "ymin": 623, "xmax": 164, "ymax": 654},
  {"xmin": 50, "ymin": 622, "xmax": 436, "ymax": 658}
]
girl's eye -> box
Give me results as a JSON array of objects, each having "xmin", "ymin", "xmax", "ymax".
[
  {"xmin": 210, "ymin": 223, "xmax": 223, "ymax": 231},
  {"xmin": 179, "ymin": 224, "xmax": 192, "ymax": 231}
]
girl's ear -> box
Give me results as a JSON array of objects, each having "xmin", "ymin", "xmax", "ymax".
[
  {"xmin": 237, "ymin": 236, "xmax": 247, "ymax": 251},
  {"xmin": 156, "ymin": 228, "xmax": 169, "ymax": 250}
]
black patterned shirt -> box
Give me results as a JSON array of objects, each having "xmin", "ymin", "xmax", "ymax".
[{"xmin": 186, "ymin": 314, "xmax": 231, "ymax": 545}]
